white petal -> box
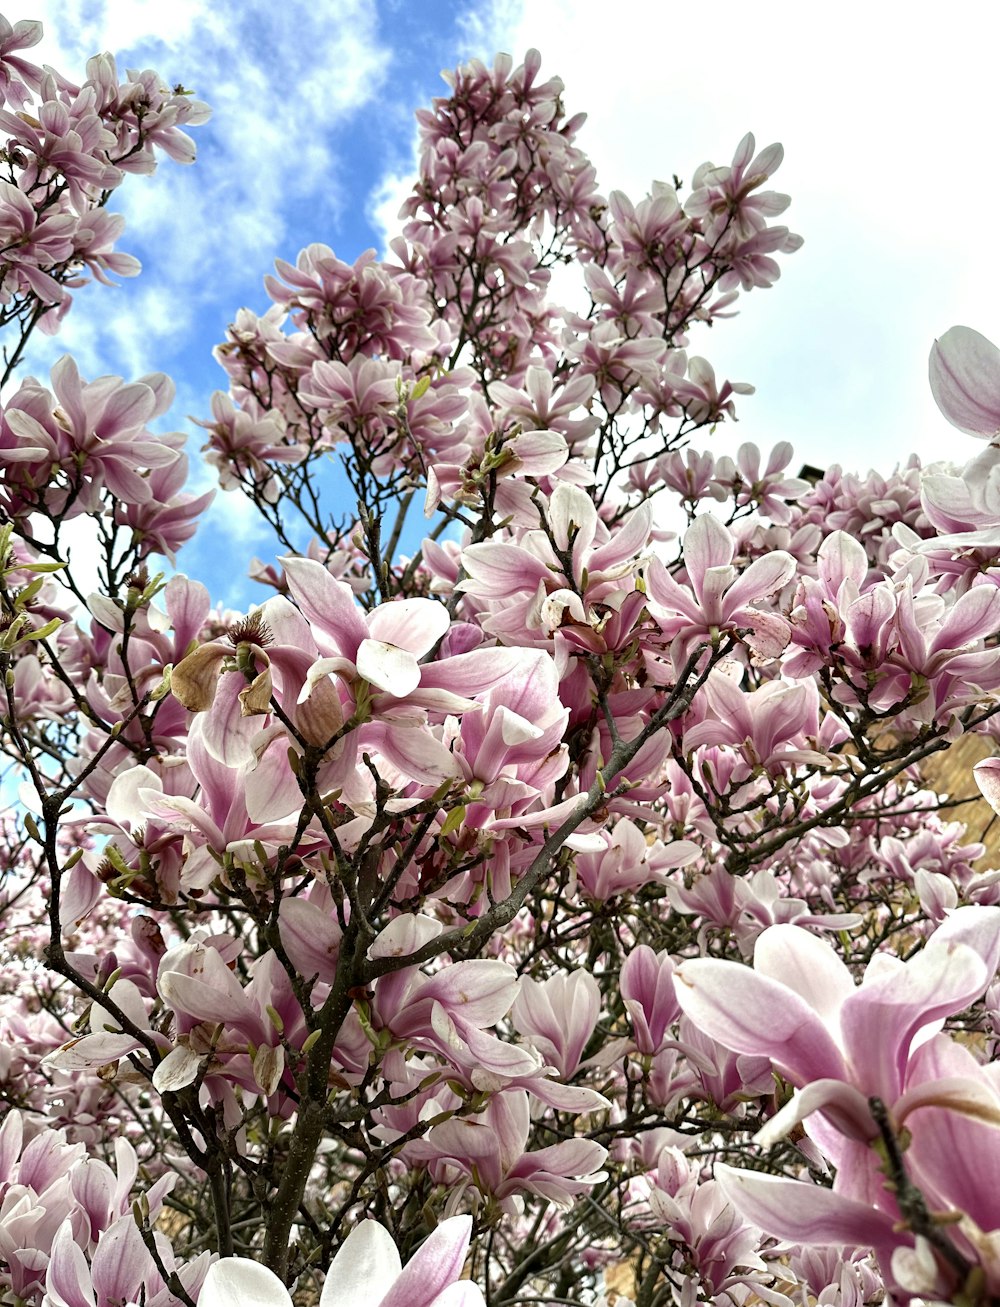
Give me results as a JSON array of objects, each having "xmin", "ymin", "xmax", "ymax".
[
  {"xmin": 105, "ymin": 764, "xmax": 163, "ymax": 830},
  {"xmin": 356, "ymin": 639, "xmax": 420, "ymax": 697},
  {"xmin": 320, "ymin": 1221, "xmax": 402, "ymax": 1307},
  {"xmin": 199, "ymin": 1257, "xmax": 293, "ymax": 1307},
  {"xmin": 367, "ymin": 598, "xmax": 450, "ymax": 657},
  {"xmin": 152, "ymin": 1045, "xmax": 203, "ymax": 1093},
  {"xmin": 369, "ymin": 913, "xmax": 444, "ymax": 960}
]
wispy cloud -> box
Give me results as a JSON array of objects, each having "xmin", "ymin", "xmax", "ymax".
[
  {"xmin": 24, "ymin": 0, "xmax": 389, "ymax": 380},
  {"xmin": 11, "ymin": 0, "xmax": 395, "ymax": 606}
]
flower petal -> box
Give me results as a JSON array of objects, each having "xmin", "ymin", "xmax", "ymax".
[
  {"xmin": 199, "ymin": 1257, "xmax": 293, "ymax": 1307},
  {"xmin": 320, "ymin": 1221, "xmax": 402, "ymax": 1307},
  {"xmin": 367, "ymin": 598, "xmax": 450, "ymax": 658},
  {"xmin": 356, "ymin": 639, "xmax": 421, "ymax": 697},
  {"xmin": 715, "ymin": 1164, "xmax": 902, "ymax": 1249},
  {"xmin": 929, "ymin": 325, "xmax": 1000, "ymax": 437},
  {"xmin": 378, "ymin": 1217, "xmax": 472, "ymax": 1307},
  {"xmin": 674, "ymin": 958, "xmax": 847, "ymax": 1085}
]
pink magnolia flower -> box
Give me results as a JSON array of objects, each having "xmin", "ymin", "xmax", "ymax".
[
  {"xmin": 573, "ymin": 818, "xmax": 698, "ymax": 902},
  {"xmin": 682, "ymin": 669, "xmax": 822, "ymax": 773},
  {"xmin": 712, "ymin": 441, "xmax": 810, "ymax": 524},
  {"xmin": 674, "ymin": 908, "xmax": 1000, "ymax": 1162},
  {"xmin": 199, "ymin": 1216, "xmax": 485, "ymax": 1307},
  {"xmin": 408, "ymin": 1090, "xmax": 607, "ymax": 1214},
  {"xmin": 285, "ymin": 555, "xmax": 498, "ymax": 702},
  {"xmin": 608, "ymin": 183, "xmax": 689, "ymax": 274},
  {"xmin": 511, "ymin": 970, "xmax": 600, "ymax": 1077},
  {"xmin": 450, "ymin": 648, "xmax": 568, "ymax": 830},
  {"xmin": 196, "ymin": 391, "xmax": 305, "ymax": 500},
  {"xmin": 716, "ymin": 1033, "xmax": 1000, "ymax": 1299},
  {"xmin": 0, "ymin": 16, "xmax": 44, "ymax": 105},
  {"xmin": 646, "ymin": 512, "xmax": 795, "ymax": 659},
  {"xmin": 929, "ymin": 325, "xmax": 1000, "ymax": 438},
  {"xmin": 372, "ymin": 940, "xmax": 543, "ymax": 1085},
  {"xmin": 565, "ymin": 319, "xmax": 666, "ymax": 408},
  {"xmin": 117, "ymin": 447, "xmax": 214, "ymax": 563},
  {"xmin": 620, "ymin": 946, "xmax": 680, "ymax": 1056},
  {"xmin": 668, "ymin": 356, "xmax": 755, "ymax": 424},
  {"xmin": 458, "ymin": 486, "xmax": 651, "ymax": 644},
  {"xmin": 644, "ymin": 1148, "xmax": 775, "ymax": 1298},
  {"xmin": 686, "ymin": 133, "xmax": 790, "ymax": 244},
  {"xmin": 3, "ymin": 357, "xmax": 179, "ymax": 512},
  {"xmin": 489, "ymin": 363, "xmax": 597, "ymax": 447},
  {"xmin": 264, "ymin": 244, "xmax": 438, "ymax": 361},
  {"xmin": 44, "ymin": 1215, "xmax": 159, "ymax": 1307}
]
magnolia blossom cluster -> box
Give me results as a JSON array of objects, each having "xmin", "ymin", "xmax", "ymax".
[
  {"xmin": 4, "ymin": 23, "xmax": 1000, "ymax": 1307},
  {"xmin": 203, "ymin": 53, "xmax": 800, "ymax": 546},
  {"xmin": 0, "ymin": 18, "xmax": 210, "ymax": 586},
  {"xmin": 0, "ymin": 1109, "xmax": 208, "ymax": 1305},
  {"xmin": 0, "ymin": 16, "xmax": 207, "ymax": 334}
]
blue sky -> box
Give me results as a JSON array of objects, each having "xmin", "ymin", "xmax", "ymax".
[{"xmin": 18, "ymin": 0, "xmax": 1000, "ymax": 609}]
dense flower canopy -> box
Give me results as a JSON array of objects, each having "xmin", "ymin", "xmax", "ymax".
[{"xmin": 1, "ymin": 16, "xmax": 1000, "ymax": 1307}]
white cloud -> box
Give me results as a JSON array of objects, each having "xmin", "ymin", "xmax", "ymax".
[
  {"xmin": 20, "ymin": 0, "xmax": 213, "ymax": 64},
  {"xmin": 24, "ymin": 0, "xmax": 389, "ymax": 344},
  {"xmin": 368, "ymin": 166, "xmax": 413, "ymax": 252},
  {"xmin": 24, "ymin": 282, "xmax": 195, "ymax": 383}
]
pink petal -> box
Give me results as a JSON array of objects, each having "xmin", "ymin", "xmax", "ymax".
[
  {"xmin": 752, "ymin": 925, "xmax": 855, "ymax": 1025},
  {"xmin": 715, "ymin": 1164, "xmax": 902, "ymax": 1248},
  {"xmin": 817, "ymin": 530, "xmax": 868, "ymax": 592},
  {"xmin": 365, "ymin": 720, "xmax": 460, "ymax": 785},
  {"xmin": 458, "ymin": 543, "xmax": 550, "ymax": 597},
  {"xmin": 378, "ymin": 1217, "xmax": 472, "ymax": 1307},
  {"xmin": 754, "ymin": 1077, "xmax": 875, "ymax": 1148},
  {"xmin": 367, "ymin": 598, "xmax": 450, "ymax": 658},
  {"xmin": 900, "ymin": 1034, "xmax": 1000, "ymax": 1233},
  {"xmin": 683, "ymin": 514, "xmax": 734, "ymax": 592},
  {"xmin": 278, "ymin": 898, "xmax": 341, "ymax": 985},
  {"xmin": 547, "ymin": 483, "xmax": 598, "ymax": 556},
  {"xmin": 929, "ymin": 325, "xmax": 1000, "ymax": 437},
  {"xmin": 588, "ymin": 501, "xmax": 652, "ymax": 573},
  {"xmin": 44, "ymin": 1222, "xmax": 96, "ymax": 1307},
  {"xmin": 722, "ymin": 550, "xmax": 796, "ymax": 614},
  {"xmin": 201, "ymin": 670, "xmax": 263, "ymax": 765},
  {"xmin": 841, "ymin": 906, "xmax": 1000, "ymax": 1102},
  {"xmin": 159, "ymin": 960, "xmax": 265, "ymax": 1044},
  {"xmin": 244, "ymin": 738, "xmax": 303, "ymax": 824},
  {"xmin": 644, "ymin": 557, "xmax": 702, "ymax": 624},
  {"xmin": 91, "ymin": 1215, "xmax": 150, "ymax": 1305},
  {"xmin": 414, "ymin": 647, "xmax": 527, "ymax": 701},
  {"xmin": 281, "ymin": 556, "xmax": 368, "ymax": 656},
  {"xmin": 419, "ymin": 960, "xmax": 520, "ymax": 1026},
  {"xmin": 369, "ymin": 914, "xmax": 443, "ymax": 960},
  {"xmin": 98, "ymin": 381, "xmax": 156, "ymax": 439},
  {"xmin": 931, "ymin": 582, "xmax": 1000, "ymax": 652},
  {"xmin": 674, "ymin": 958, "xmax": 847, "ymax": 1084}
]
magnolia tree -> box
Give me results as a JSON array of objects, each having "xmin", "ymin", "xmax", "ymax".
[{"xmin": 3, "ymin": 16, "xmax": 1000, "ymax": 1307}]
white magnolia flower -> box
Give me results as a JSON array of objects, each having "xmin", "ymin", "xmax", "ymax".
[{"xmin": 198, "ymin": 1216, "xmax": 485, "ymax": 1307}]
